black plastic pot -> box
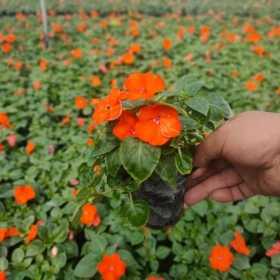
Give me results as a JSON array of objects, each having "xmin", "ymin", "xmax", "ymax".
[{"xmin": 132, "ymin": 173, "xmax": 192, "ymax": 230}]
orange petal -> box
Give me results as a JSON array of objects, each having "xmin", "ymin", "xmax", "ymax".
[
  {"xmin": 160, "ymin": 116, "xmax": 182, "ymax": 137},
  {"xmin": 124, "ymin": 73, "xmax": 145, "ymax": 92},
  {"xmin": 135, "ymin": 120, "xmax": 157, "ymax": 142}
]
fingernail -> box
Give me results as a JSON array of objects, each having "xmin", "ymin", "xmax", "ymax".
[{"xmin": 191, "ymin": 167, "xmax": 206, "ymax": 178}]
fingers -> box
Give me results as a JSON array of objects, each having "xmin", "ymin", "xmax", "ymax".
[
  {"xmin": 184, "ymin": 166, "xmax": 243, "ymax": 205},
  {"xmin": 192, "ymin": 122, "xmax": 230, "ymax": 168},
  {"xmin": 210, "ymin": 182, "xmax": 256, "ymax": 202},
  {"xmin": 186, "ymin": 158, "xmax": 230, "ymax": 190}
]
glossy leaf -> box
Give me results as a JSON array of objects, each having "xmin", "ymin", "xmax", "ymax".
[
  {"xmin": 105, "ymin": 148, "xmax": 121, "ymax": 177},
  {"xmin": 175, "ymin": 151, "xmax": 193, "ymax": 175},
  {"xmin": 120, "ymin": 137, "xmax": 161, "ymax": 185},
  {"xmin": 120, "ymin": 200, "xmax": 150, "ymax": 227}
]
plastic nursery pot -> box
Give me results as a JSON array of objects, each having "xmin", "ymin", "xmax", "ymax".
[{"xmin": 132, "ymin": 172, "xmax": 194, "ymax": 230}]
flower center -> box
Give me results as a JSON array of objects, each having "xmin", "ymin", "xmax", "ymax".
[
  {"xmin": 140, "ymin": 87, "xmax": 146, "ymax": 93},
  {"xmin": 153, "ymin": 116, "xmax": 160, "ymax": 124},
  {"xmin": 105, "ymin": 104, "xmax": 110, "ymax": 110},
  {"xmin": 109, "ymin": 266, "xmax": 114, "ymax": 271},
  {"xmin": 131, "ymin": 128, "xmax": 135, "ymax": 134},
  {"xmin": 218, "ymin": 255, "xmax": 223, "ymax": 260}
]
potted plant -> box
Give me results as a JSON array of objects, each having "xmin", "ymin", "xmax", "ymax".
[{"xmin": 72, "ymin": 72, "xmax": 232, "ymax": 229}]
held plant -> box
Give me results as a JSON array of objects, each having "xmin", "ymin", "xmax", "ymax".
[{"xmin": 72, "ymin": 73, "xmax": 232, "ymax": 228}]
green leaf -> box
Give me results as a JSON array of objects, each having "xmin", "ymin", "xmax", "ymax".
[
  {"xmin": 107, "ymin": 174, "xmax": 121, "ymax": 189},
  {"xmin": 74, "ymin": 254, "xmax": 98, "ymax": 278},
  {"xmin": 185, "ymin": 95, "xmax": 209, "ymax": 116},
  {"xmin": 159, "ymin": 90, "xmax": 181, "ymax": 97},
  {"xmin": 155, "ymin": 155, "xmax": 178, "ymax": 188},
  {"xmin": 117, "ymin": 249, "xmax": 140, "ymax": 270},
  {"xmin": 191, "ymin": 200, "xmax": 208, "ymax": 217},
  {"xmin": 175, "ymin": 151, "xmax": 193, "ymax": 175},
  {"xmin": 120, "ymin": 200, "xmax": 150, "ymax": 227},
  {"xmin": 71, "ymin": 204, "xmax": 84, "ymax": 229},
  {"xmin": 120, "ymin": 137, "xmax": 161, "ymax": 185},
  {"xmin": 272, "ymin": 254, "xmax": 280, "ymax": 268},
  {"xmin": 88, "ymin": 140, "xmax": 119, "ymax": 166},
  {"xmin": 179, "ymin": 116, "xmax": 197, "ymax": 130},
  {"xmin": 76, "ymin": 187, "xmax": 91, "ymax": 205},
  {"xmin": 266, "ymin": 202, "xmax": 280, "ymax": 217},
  {"xmin": 26, "ymin": 240, "xmax": 45, "ymax": 257},
  {"xmin": 78, "ymin": 163, "xmax": 94, "ymax": 187},
  {"xmin": 233, "ymin": 254, "xmax": 250, "ymax": 270},
  {"xmin": 124, "ymin": 180, "xmax": 139, "ymax": 192},
  {"xmin": 105, "ymin": 148, "xmax": 121, "ymax": 177},
  {"xmin": 156, "ymin": 246, "xmax": 171, "ymax": 259},
  {"xmin": 12, "ymin": 248, "xmax": 24, "ymax": 263},
  {"xmin": 208, "ymin": 93, "xmax": 233, "ymax": 122},
  {"xmin": 174, "ymin": 75, "xmax": 203, "ymax": 95},
  {"xmin": 121, "ymin": 99, "xmax": 145, "ymax": 109},
  {"xmin": 251, "ymin": 263, "xmax": 268, "ymax": 278},
  {"xmin": 0, "ymin": 257, "xmax": 8, "ymax": 271}
]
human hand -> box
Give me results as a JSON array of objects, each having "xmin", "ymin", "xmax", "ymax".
[{"xmin": 184, "ymin": 111, "xmax": 280, "ymax": 205}]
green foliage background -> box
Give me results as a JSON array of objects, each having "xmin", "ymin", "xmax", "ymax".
[{"xmin": 0, "ymin": 0, "xmax": 279, "ymax": 279}]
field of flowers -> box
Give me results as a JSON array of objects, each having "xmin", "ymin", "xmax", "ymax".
[{"xmin": 0, "ymin": 0, "xmax": 280, "ymax": 279}]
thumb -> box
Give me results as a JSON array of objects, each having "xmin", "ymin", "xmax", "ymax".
[{"xmin": 193, "ymin": 123, "xmax": 228, "ymax": 168}]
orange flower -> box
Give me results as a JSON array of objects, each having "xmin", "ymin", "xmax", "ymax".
[
  {"xmin": 76, "ymin": 118, "xmax": 85, "ymax": 127},
  {"xmin": 201, "ymin": 26, "xmax": 210, "ymax": 35},
  {"xmin": 276, "ymin": 88, "xmax": 280, "ymax": 95},
  {"xmin": 231, "ymin": 70, "xmax": 238, "ymax": 77},
  {"xmin": 0, "ymin": 228, "xmax": 8, "ymax": 242},
  {"xmin": 163, "ymin": 57, "xmax": 172, "ymax": 68},
  {"xmin": 251, "ymin": 45, "xmax": 264, "ymax": 56},
  {"xmin": 123, "ymin": 52, "xmax": 134, "ymax": 64},
  {"xmin": 0, "ymin": 271, "xmax": 6, "ymax": 280},
  {"xmin": 107, "ymin": 48, "xmax": 114, "ymax": 56},
  {"xmin": 40, "ymin": 59, "xmax": 48, "ymax": 71},
  {"xmin": 0, "ymin": 143, "xmax": 3, "ymax": 152},
  {"xmin": 91, "ymin": 76, "xmax": 101, "ymax": 86},
  {"xmin": 146, "ymin": 277, "xmax": 164, "ymax": 280},
  {"xmin": 6, "ymin": 227, "xmax": 22, "ymax": 237},
  {"xmin": 2, "ymin": 43, "xmax": 12, "ymax": 53},
  {"xmin": 135, "ymin": 105, "xmax": 182, "ymax": 146},
  {"xmin": 92, "ymin": 89, "xmax": 122, "ymax": 125},
  {"xmin": 129, "ymin": 43, "xmax": 141, "ymax": 54},
  {"xmin": 26, "ymin": 225, "xmax": 37, "ymax": 243},
  {"xmin": 77, "ymin": 24, "xmax": 85, "ymax": 32},
  {"xmin": 177, "ymin": 26, "xmax": 184, "ymax": 39},
  {"xmin": 130, "ymin": 28, "xmax": 139, "ymax": 37},
  {"xmin": 91, "ymin": 11, "xmax": 99, "ymax": 18},
  {"xmin": 87, "ymin": 123, "xmax": 95, "ymax": 133},
  {"xmin": 71, "ymin": 190, "xmax": 78, "ymax": 196},
  {"xmin": 124, "ymin": 72, "xmax": 165, "ymax": 102},
  {"xmin": 113, "ymin": 112, "xmax": 138, "ymax": 140},
  {"xmin": 33, "ymin": 81, "xmax": 41, "ymax": 90},
  {"xmin": 163, "ymin": 38, "xmax": 172, "ymax": 50},
  {"xmin": 80, "ymin": 203, "xmax": 101, "ymax": 226},
  {"xmin": 100, "ymin": 20, "xmax": 108, "ymax": 28},
  {"xmin": 185, "ymin": 54, "xmax": 194, "ymax": 62},
  {"xmin": 266, "ymin": 241, "xmax": 280, "ymax": 257},
  {"xmin": 71, "ymin": 49, "xmax": 82, "ymax": 58},
  {"xmin": 53, "ymin": 24, "xmax": 62, "ymax": 33},
  {"xmin": 230, "ymin": 232, "xmax": 250, "ymax": 256},
  {"xmin": 188, "ymin": 26, "xmax": 195, "ymax": 34},
  {"xmin": 75, "ymin": 96, "xmax": 88, "ymax": 109},
  {"xmin": 246, "ymin": 81, "xmax": 258, "ymax": 91},
  {"xmin": 61, "ymin": 113, "xmax": 71, "ymax": 126},
  {"xmin": 90, "ymin": 98, "xmax": 100, "ymax": 106},
  {"xmin": 87, "ymin": 139, "xmax": 94, "ymax": 146},
  {"xmin": 254, "ymin": 73, "xmax": 264, "ymax": 82},
  {"xmin": 43, "ymin": 104, "xmax": 54, "ymax": 112},
  {"xmin": 26, "ymin": 141, "xmax": 35, "ymax": 155},
  {"xmin": 97, "ymin": 253, "xmax": 126, "ymax": 280},
  {"xmin": 209, "ymin": 245, "xmax": 234, "ymax": 272},
  {"xmin": 14, "ymin": 185, "xmax": 36, "ymax": 204},
  {"xmin": 14, "ymin": 61, "xmax": 22, "ymax": 70},
  {"xmin": 0, "ymin": 113, "xmax": 13, "ymax": 128},
  {"xmin": 111, "ymin": 79, "xmax": 117, "ymax": 89}
]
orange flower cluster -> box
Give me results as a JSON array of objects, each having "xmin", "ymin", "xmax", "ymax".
[
  {"xmin": 97, "ymin": 253, "xmax": 126, "ymax": 280},
  {"xmin": 0, "ymin": 113, "xmax": 13, "ymax": 129},
  {"xmin": 0, "ymin": 34, "xmax": 16, "ymax": 53},
  {"xmin": 13, "ymin": 185, "xmax": 36, "ymax": 204},
  {"xmin": 92, "ymin": 72, "xmax": 182, "ymax": 146},
  {"xmin": 0, "ymin": 227, "xmax": 22, "ymax": 242},
  {"xmin": 209, "ymin": 232, "xmax": 250, "ymax": 273},
  {"xmin": 266, "ymin": 241, "xmax": 280, "ymax": 257},
  {"xmin": 80, "ymin": 203, "xmax": 101, "ymax": 226}
]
